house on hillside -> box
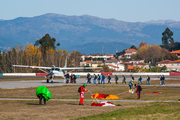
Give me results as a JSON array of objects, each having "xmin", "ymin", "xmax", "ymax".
[
  {"xmin": 128, "ymin": 59, "xmax": 149, "ymax": 69},
  {"xmin": 128, "ymin": 60, "xmax": 144, "ymax": 64},
  {"xmin": 80, "ymin": 60, "xmax": 91, "ymax": 67},
  {"xmin": 104, "ymin": 59, "xmax": 122, "ymax": 65},
  {"xmin": 171, "ymin": 50, "xmax": 180, "ymax": 58},
  {"xmin": 91, "ymin": 61, "xmax": 103, "ymax": 67},
  {"xmin": 80, "ymin": 60, "xmax": 103, "ymax": 67},
  {"xmin": 107, "ymin": 63, "xmax": 125, "ymax": 71},
  {"xmin": 106, "ymin": 62, "xmax": 134, "ymax": 71},
  {"xmin": 81, "ymin": 54, "xmax": 114, "ymax": 61},
  {"xmin": 124, "ymin": 49, "xmax": 137, "ymax": 59},
  {"xmin": 157, "ymin": 60, "xmax": 180, "ymax": 71}
]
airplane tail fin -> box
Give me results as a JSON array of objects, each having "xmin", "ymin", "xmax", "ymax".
[{"xmin": 64, "ymin": 57, "xmax": 67, "ymax": 68}]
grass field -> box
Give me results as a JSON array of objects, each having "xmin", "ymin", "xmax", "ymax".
[
  {"xmin": 0, "ymin": 100, "xmax": 180, "ymax": 120},
  {"xmin": 75, "ymin": 102, "xmax": 180, "ymax": 120},
  {"xmin": 1, "ymin": 77, "xmax": 180, "ymax": 119},
  {"xmin": 0, "ymin": 100, "xmax": 147, "ymax": 120}
]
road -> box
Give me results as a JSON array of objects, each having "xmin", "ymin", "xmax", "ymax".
[{"xmin": 0, "ymin": 76, "xmax": 180, "ymax": 89}]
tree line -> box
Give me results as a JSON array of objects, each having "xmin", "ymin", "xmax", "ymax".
[
  {"xmin": 0, "ymin": 27, "xmax": 179, "ymax": 73},
  {"xmin": 0, "ymin": 34, "xmax": 82, "ymax": 73}
]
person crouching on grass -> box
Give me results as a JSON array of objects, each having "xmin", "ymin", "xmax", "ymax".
[{"xmin": 79, "ymin": 84, "xmax": 89, "ymax": 105}]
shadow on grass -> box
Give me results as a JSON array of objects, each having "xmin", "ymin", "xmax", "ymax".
[
  {"xmin": 67, "ymin": 103, "xmax": 78, "ymax": 105},
  {"xmin": 26, "ymin": 103, "xmax": 39, "ymax": 105}
]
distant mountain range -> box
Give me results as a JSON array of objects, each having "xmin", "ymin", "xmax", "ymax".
[{"xmin": 0, "ymin": 13, "xmax": 180, "ymax": 55}]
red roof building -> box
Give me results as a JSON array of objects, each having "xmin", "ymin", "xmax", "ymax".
[
  {"xmin": 124, "ymin": 49, "xmax": 137, "ymax": 59},
  {"xmin": 171, "ymin": 50, "xmax": 180, "ymax": 58},
  {"xmin": 157, "ymin": 60, "xmax": 180, "ymax": 71}
]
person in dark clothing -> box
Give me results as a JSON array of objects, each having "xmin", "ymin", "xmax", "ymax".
[
  {"xmin": 115, "ymin": 75, "xmax": 119, "ymax": 84},
  {"xmin": 97, "ymin": 74, "xmax": 101, "ymax": 84},
  {"xmin": 135, "ymin": 84, "xmax": 142, "ymax": 99},
  {"xmin": 108, "ymin": 74, "xmax": 111, "ymax": 84},
  {"xmin": 131, "ymin": 75, "xmax": 134, "ymax": 81},
  {"xmin": 101, "ymin": 74, "xmax": 105, "ymax": 84},
  {"xmin": 159, "ymin": 75, "xmax": 163, "ymax": 85},
  {"xmin": 87, "ymin": 73, "xmax": 91, "ymax": 84},
  {"xmin": 87, "ymin": 73, "xmax": 89, "ymax": 83},
  {"xmin": 65, "ymin": 73, "xmax": 70, "ymax": 83},
  {"xmin": 73, "ymin": 74, "xmax": 77, "ymax": 83},
  {"xmin": 138, "ymin": 75, "xmax": 143, "ymax": 85},
  {"xmin": 38, "ymin": 95, "xmax": 46, "ymax": 105},
  {"xmin": 162, "ymin": 75, "xmax": 165, "ymax": 85}
]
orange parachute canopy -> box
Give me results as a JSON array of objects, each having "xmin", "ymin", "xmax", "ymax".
[{"xmin": 91, "ymin": 93, "xmax": 119, "ymax": 99}]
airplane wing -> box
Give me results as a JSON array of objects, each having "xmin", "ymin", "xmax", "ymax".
[
  {"xmin": 13, "ymin": 65, "xmax": 102, "ymax": 70},
  {"xmin": 13, "ymin": 65, "xmax": 52, "ymax": 69}
]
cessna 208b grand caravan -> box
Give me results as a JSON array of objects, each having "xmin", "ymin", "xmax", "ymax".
[{"xmin": 13, "ymin": 58, "xmax": 101, "ymax": 83}]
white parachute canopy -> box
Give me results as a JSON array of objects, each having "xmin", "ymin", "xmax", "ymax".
[
  {"xmin": 91, "ymin": 101, "xmax": 115, "ymax": 106},
  {"xmin": 101, "ymin": 101, "xmax": 115, "ymax": 106}
]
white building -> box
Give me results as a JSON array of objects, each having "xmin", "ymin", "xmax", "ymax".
[
  {"xmin": 81, "ymin": 54, "xmax": 114, "ymax": 61},
  {"xmin": 128, "ymin": 60, "xmax": 144, "ymax": 64},
  {"xmin": 107, "ymin": 63, "xmax": 125, "ymax": 71}
]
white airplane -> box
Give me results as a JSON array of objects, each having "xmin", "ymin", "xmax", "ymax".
[{"xmin": 13, "ymin": 58, "xmax": 101, "ymax": 83}]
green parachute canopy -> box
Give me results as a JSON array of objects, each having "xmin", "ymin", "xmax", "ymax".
[{"xmin": 36, "ymin": 86, "xmax": 51, "ymax": 101}]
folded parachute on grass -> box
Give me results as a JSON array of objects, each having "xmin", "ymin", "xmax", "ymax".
[
  {"xmin": 36, "ymin": 86, "xmax": 51, "ymax": 101},
  {"xmin": 91, "ymin": 93, "xmax": 119, "ymax": 99},
  {"xmin": 91, "ymin": 101, "xmax": 115, "ymax": 106}
]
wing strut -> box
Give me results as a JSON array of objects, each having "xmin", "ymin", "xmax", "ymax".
[{"xmin": 39, "ymin": 68, "xmax": 48, "ymax": 73}]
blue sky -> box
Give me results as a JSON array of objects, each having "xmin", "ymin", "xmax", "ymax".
[{"xmin": 1, "ymin": 0, "xmax": 180, "ymax": 22}]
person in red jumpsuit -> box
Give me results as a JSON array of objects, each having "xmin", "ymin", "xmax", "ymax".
[
  {"xmin": 79, "ymin": 84, "xmax": 89, "ymax": 105},
  {"xmin": 135, "ymin": 84, "xmax": 142, "ymax": 99}
]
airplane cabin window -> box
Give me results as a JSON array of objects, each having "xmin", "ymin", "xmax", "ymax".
[
  {"xmin": 51, "ymin": 68, "xmax": 62, "ymax": 72},
  {"xmin": 55, "ymin": 68, "xmax": 60, "ymax": 71}
]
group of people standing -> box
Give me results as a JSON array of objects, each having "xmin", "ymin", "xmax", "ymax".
[
  {"xmin": 86, "ymin": 74, "xmax": 153, "ymax": 85},
  {"xmin": 65, "ymin": 73, "xmax": 77, "ymax": 83},
  {"xmin": 87, "ymin": 73, "xmax": 106, "ymax": 84}
]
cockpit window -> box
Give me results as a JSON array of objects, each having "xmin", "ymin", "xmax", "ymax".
[
  {"xmin": 55, "ymin": 68, "xmax": 60, "ymax": 71},
  {"xmin": 51, "ymin": 68, "xmax": 61, "ymax": 71}
]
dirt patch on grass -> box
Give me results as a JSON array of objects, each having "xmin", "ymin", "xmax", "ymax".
[{"xmin": 0, "ymin": 100, "xmax": 147, "ymax": 120}]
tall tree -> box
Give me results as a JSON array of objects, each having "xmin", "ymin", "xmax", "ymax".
[
  {"xmin": 162, "ymin": 27, "xmax": 174, "ymax": 48},
  {"xmin": 34, "ymin": 33, "xmax": 60, "ymax": 51},
  {"xmin": 130, "ymin": 45, "xmax": 137, "ymax": 50},
  {"xmin": 69, "ymin": 50, "xmax": 82, "ymax": 67},
  {"xmin": 138, "ymin": 42, "xmax": 147, "ymax": 49}
]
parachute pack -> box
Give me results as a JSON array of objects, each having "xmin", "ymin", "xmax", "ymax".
[
  {"xmin": 138, "ymin": 86, "xmax": 142, "ymax": 91},
  {"xmin": 36, "ymin": 86, "xmax": 51, "ymax": 101},
  {"xmin": 78, "ymin": 86, "xmax": 81, "ymax": 93}
]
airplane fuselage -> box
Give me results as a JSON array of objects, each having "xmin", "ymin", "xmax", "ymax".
[{"xmin": 50, "ymin": 68, "xmax": 65, "ymax": 77}]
